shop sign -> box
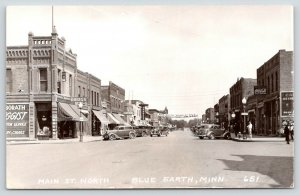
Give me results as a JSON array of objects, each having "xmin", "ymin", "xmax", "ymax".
[
  {"xmin": 6, "ymin": 103, "xmax": 29, "ymax": 138},
  {"xmin": 71, "ymin": 97, "xmax": 87, "ymax": 103},
  {"xmin": 281, "ymin": 92, "xmax": 294, "ymax": 117},
  {"xmin": 254, "ymin": 86, "xmax": 267, "ymax": 95}
]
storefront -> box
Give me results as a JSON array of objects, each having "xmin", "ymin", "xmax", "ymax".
[
  {"xmin": 107, "ymin": 113, "xmax": 120, "ymax": 129},
  {"xmin": 92, "ymin": 110, "xmax": 109, "ymax": 136},
  {"xmin": 35, "ymin": 103, "xmax": 52, "ymax": 138},
  {"xmin": 57, "ymin": 102, "xmax": 88, "ymax": 139}
]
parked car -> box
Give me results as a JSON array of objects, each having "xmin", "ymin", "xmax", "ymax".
[
  {"xmin": 103, "ymin": 126, "xmax": 136, "ymax": 140},
  {"xmin": 150, "ymin": 126, "xmax": 169, "ymax": 137},
  {"xmin": 133, "ymin": 125, "xmax": 149, "ymax": 137},
  {"xmin": 197, "ymin": 124, "xmax": 230, "ymax": 140}
]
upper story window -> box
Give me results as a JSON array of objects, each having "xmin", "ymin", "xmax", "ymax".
[
  {"xmin": 6, "ymin": 69, "xmax": 12, "ymax": 93},
  {"xmin": 83, "ymin": 87, "xmax": 85, "ymax": 97},
  {"xmin": 78, "ymin": 86, "xmax": 81, "ymax": 97},
  {"xmin": 271, "ymin": 74, "xmax": 274, "ymax": 93},
  {"xmin": 57, "ymin": 69, "xmax": 61, "ymax": 94},
  {"xmin": 40, "ymin": 68, "xmax": 47, "ymax": 92},
  {"xmin": 69, "ymin": 74, "xmax": 72, "ymax": 96}
]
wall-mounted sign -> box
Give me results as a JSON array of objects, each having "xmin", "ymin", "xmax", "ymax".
[
  {"xmin": 71, "ymin": 97, "xmax": 87, "ymax": 103},
  {"xmin": 6, "ymin": 103, "xmax": 29, "ymax": 138},
  {"xmin": 254, "ymin": 86, "xmax": 267, "ymax": 95},
  {"xmin": 281, "ymin": 92, "xmax": 294, "ymax": 117}
]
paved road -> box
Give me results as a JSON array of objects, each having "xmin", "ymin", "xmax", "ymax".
[{"xmin": 6, "ymin": 129, "xmax": 294, "ymax": 189}]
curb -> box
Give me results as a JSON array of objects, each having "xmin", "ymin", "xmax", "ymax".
[
  {"xmin": 6, "ymin": 138, "xmax": 103, "ymax": 145},
  {"xmin": 231, "ymin": 138, "xmax": 285, "ymax": 142}
]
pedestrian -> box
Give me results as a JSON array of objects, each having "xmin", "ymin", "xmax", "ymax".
[
  {"xmin": 234, "ymin": 122, "xmax": 239, "ymax": 137},
  {"xmin": 247, "ymin": 121, "xmax": 253, "ymax": 139},
  {"xmin": 284, "ymin": 122, "xmax": 290, "ymax": 144},
  {"xmin": 290, "ymin": 123, "xmax": 294, "ymax": 141}
]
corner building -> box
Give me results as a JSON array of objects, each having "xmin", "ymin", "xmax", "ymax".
[
  {"xmin": 256, "ymin": 50, "xmax": 294, "ymax": 135},
  {"xmin": 6, "ymin": 29, "xmax": 102, "ymax": 140}
]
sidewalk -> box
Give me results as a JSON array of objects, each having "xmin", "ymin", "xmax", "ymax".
[
  {"xmin": 6, "ymin": 135, "xmax": 103, "ymax": 145},
  {"xmin": 231, "ymin": 135, "xmax": 286, "ymax": 142}
]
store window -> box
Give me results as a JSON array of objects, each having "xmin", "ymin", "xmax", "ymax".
[{"xmin": 40, "ymin": 68, "xmax": 47, "ymax": 92}]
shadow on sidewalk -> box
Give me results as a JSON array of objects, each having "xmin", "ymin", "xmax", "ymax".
[{"xmin": 217, "ymin": 155, "xmax": 293, "ymax": 188}]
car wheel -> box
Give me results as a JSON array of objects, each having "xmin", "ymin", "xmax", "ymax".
[
  {"xmin": 224, "ymin": 133, "xmax": 231, "ymax": 140},
  {"xmin": 199, "ymin": 136, "xmax": 204, "ymax": 139},
  {"xmin": 129, "ymin": 132, "xmax": 136, "ymax": 139},
  {"xmin": 209, "ymin": 133, "xmax": 215, "ymax": 140},
  {"xmin": 150, "ymin": 134, "xmax": 153, "ymax": 137},
  {"xmin": 109, "ymin": 134, "xmax": 116, "ymax": 140},
  {"xmin": 142, "ymin": 132, "xmax": 147, "ymax": 137}
]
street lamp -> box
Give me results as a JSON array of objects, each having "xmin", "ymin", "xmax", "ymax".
[
  {"xmin": 78, "ymin": 102, "xmax": 83, "ymax": 142},
  {"xmin": 242, "ymin": 97, "xmax": 247, "ymax": 139},
  {"xmin": 216, "ymin": 112, "xmax": 219, "ymax": 124}
]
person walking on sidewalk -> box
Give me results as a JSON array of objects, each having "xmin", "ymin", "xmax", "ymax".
[
  {"xmin": 284, "ymin": 122, "xmax": 290, "ymax": 144},
  {"xmin": 247, "ymin": 121, "xmax": 253, "ymax": 139},
  {"xmin": 290, "ymin": 123, "xmax": 294, "ymax": 142}
]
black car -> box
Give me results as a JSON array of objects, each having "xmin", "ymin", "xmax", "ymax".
[
  {"xmin": 150, "ymin": 126, "xmax": 169, "ymax": 137},
  {"xmin": 133, "ymin": 125, "xmax": 149, "ymax": 137},
  {"xmin": 103, "ymin": 126, "xmax": 136, "ymax": 140}
]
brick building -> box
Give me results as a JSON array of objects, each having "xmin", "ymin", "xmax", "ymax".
[
  {"xmin": 256, "ymin": 50, "xmax": 294, "ymax": 135},
  {"xmin": 6, "ymin": 28, "xmax": 106, "ymax": 140},
  {"xmin": 229, "ymin": 77, "xmax": 257, "ymax": 128},
  {"xmin": 218, "ymin": 94, "xmax": 230, "ymax": 128},
  {"xmin": 205, "ymin": 108, "xmax": 215, "ymax": 124},
  {"xmin": 101, "ymin": 81, "xmax": 127, "ymax": 129}
]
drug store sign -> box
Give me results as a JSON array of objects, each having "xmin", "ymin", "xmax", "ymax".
[{"xmin": 6, "ymin": 103, "xmax": 29, "ymax": 138}]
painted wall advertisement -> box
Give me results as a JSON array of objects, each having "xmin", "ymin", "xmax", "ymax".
[
  {"xmin": 281, "ymin": 92, "xmax": 294, "ymax": 117},
  {"xmin": 6, "ymin": 103, "xmax": 29, "ymax": 138}
]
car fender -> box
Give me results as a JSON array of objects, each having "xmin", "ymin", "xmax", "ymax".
[
  {"xmin": 108, "ymin": 132, "xmax": 122, "ymax": 139},
  {"xmin": 222, "ymin": 131, "xmax": 231, "ymax": 139}
]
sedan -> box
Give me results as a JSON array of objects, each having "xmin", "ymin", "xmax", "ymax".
[
  {"xmin": 197, "ymin": 124, "xmax": 230, "ymax": 140},
  {"xmin": 103, "ymin": 126, "xmax": 136, "ymax": 140}
]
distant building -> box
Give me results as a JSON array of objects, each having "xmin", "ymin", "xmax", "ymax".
[
  {"xmin": 148, "ymin": 109, "xmax": 160, "ymax": 127},
  {"xmin": 205, "ymin": 108, "xmax": 215, "ymax": 124},
  {"xmin": 218, "ymin": 94, "xmax": 230, "ymax": 128},
  {"xmin": 229, "ymin": 77, "xmax": 257, "ymax": 126},
  {"xmin": 101, "ymin": 81, "xmax": 127, "ymax": 129}
]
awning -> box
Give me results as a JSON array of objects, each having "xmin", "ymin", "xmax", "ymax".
[
  {"xmin": 113, "ymin": 113, "xmax": 130, "ymax": 126},
  {"xmin": 58, "ymin": 103, "xmax": 88, "ymax": 122},
  {"xmin": 107, "ymin": 113, "xmax": 120, "ymax": 124},
  {"xmin": 92, "ymin": 110, "xmax": 109, "ymax": 124}
]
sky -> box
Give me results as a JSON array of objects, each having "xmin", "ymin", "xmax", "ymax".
[{"xmin": 6, "ymin": 5, "xmax": 293, "ymax": 116}]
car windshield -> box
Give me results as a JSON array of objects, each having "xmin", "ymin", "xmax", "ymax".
[{"xmin": 199, "ymin": 125, "xmax": 210, "ymax": 129}]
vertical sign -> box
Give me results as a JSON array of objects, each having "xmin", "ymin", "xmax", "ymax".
[
  {"xmin": 281, "ymin": 92, "xmax": 294, "ymax": 117},
  {"xmin": 6, "ymin": 103, "xmax": 29, "ymax": 138}
]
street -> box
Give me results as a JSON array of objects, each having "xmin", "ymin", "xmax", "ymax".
[{"xmin": 6, "ymin": 129, "xmax": 293, "ymax": 189}]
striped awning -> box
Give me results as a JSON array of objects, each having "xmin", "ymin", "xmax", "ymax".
[
  {"xmin": 107, "ymin": 113, "xmax": 120, "ymax": 124},
  {"xmin": 58, "ymin": 103, "xmax": 88, "ymax": 122},
  {"xmin": 113, "ymin": 113, "xmax": 130, "ymax": 126},
  {"xmin": 92, "ymin": 110, "xmax": 109, "ymax": 124}
]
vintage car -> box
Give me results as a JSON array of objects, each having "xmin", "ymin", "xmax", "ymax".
[
  {"xmin": 133, "ymin": 125, "xmax": 150, "ymax": 137},
  {"xmin": 150, "ymin": 126, "xmax": 169, "ymax": 137},
  {"xmin": 197, "ymin": 124, "xmax": 231, "ymax": 140},
  {"xmin": 103, "ymin": 126, "xmax": 136, "ymax": 140}
]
